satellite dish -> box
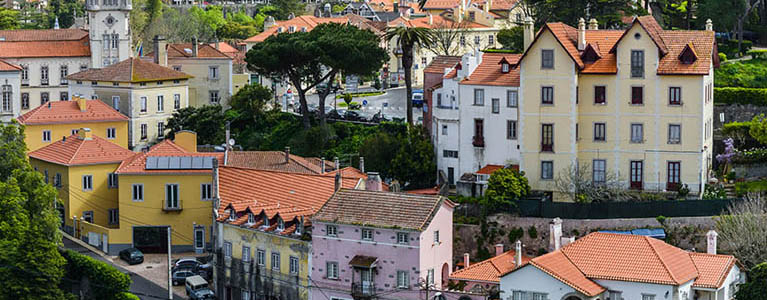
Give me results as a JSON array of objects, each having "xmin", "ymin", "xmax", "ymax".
[{"xmin": 228, "ymin": 139, "xmax": 235, "ymax": 146}]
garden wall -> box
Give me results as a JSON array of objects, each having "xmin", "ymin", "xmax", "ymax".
[{"xmin": 733, "ymin": 162, "xmax": 767, "ymax": 178}]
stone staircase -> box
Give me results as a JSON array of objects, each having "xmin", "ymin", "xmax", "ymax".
[{"xmin": 723, "ymin": 183, "xmax": 737, "ymax": 198}]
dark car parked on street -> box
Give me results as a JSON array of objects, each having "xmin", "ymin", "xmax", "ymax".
[
  {"xmin": 118, "ymin": 248, "xmax": 144, "ymax": 265},
  {"xmin": 172, "ymin": 268, "xmax": 196, "ymax": 286}
]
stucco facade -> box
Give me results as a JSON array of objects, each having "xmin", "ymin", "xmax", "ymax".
[
  {"xmin": 0, "ymin": 67, "xmax": 21, "ymax": 123},
  {"xmin": 8, "ymin": 57, "xmax": 91, "ymax": 114},
  {"xmin": 24, "ymin": 120, "xmax": 128, "ymax": 152}
]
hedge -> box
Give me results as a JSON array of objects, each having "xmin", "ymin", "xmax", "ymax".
[
  {"xmin": 714, "ymin": 87, "xmax": 767, "ymax": 106},
  {"xmin": 722, "ymin": 121, "xmax": 753, "ymax": 137},
  {"xmin": 748, "ymin": 49, "xmax": 767, "ymax": 59},
  {"xmin": 60, "ymin": 249, "xmax": 133, "ymax": 299}
]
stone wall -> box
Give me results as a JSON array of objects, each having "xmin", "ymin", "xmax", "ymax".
[
  {"xmin": 453, "ymin": 214, "xmax": 717, "ymax": 263},
  {"xmin": 733, "ymin": 162, "xmax": 767, "ymax": 179},
  {"xmin": 714, "ymin": 103, "xmax": 767, "ymax": 128}
]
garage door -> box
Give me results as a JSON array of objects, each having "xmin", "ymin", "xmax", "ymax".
[{"xmin": 133, "ymin": 226, "xmax": 168, "ymax": 253}]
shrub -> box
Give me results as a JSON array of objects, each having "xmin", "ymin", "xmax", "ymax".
[
  {"xmin": 527, "ymin": 226, "xmax": 538, "ymax": 239},
  {"xmin": 748, "ymin": 49, "xmax": 767, "ymax": 59},
  {"xmin": 732, "ymin": 148, "xmax": 767, "ymax": 164},
  {"xmin": 715, "ymin": 60, "xmax": 767, "ymax": 88},
  {"xmin": 508, "ymin": 227, "xmax": 524, "ymax": 243},
  {"xmin": 656, "ymin": 215, "xmax": 667, "ymax": 226},
  {"xmin": 702, "ymin": 184, "xmax": 728, "ymax": 200},
  {"xmin": 60, "ymin": 249, "xmax": 132, "ymax": 299},
  {"xmin": 719, "ymin": 52, "xmax": 727, "ymax": 62},
  {"xmin": 714, "ymin": 87, "xmax": 767, "ymax": 105},
  {"xmin": 734, "ymin": 180, "xmax": 767, "ymax": 196},
  {"xmin": 677, "ymin": 184, "xmax": 690, "ymax": 199}
]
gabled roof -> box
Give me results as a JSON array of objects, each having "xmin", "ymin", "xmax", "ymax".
[
  {"xmin": 387, "ymin": 15, "xmax": 489, "ymax": 29},
  {"xmin": 0, "ymin": 28, "xmax": 88, "ymax": 41},
  {"xmin": 115, "ymin": 140, "xmax": 224, "ymax": 174},
  {"xmin": 17, "ymin": 99, "xmax": 128, "ymax": 125},
  {"xmin": 450, "ymin": 249, "xmax": 531, "ymax": 283},
  {"xmin": 461, "ymin": 53, "xmax": 521, "ymax": 86},
  {"xmin": 610, "ymin": 15, "xmax": 668, "ymax": 55},
  {"xmin": 422, "ymin": 0, "xmax": 460, "ymax": 9},
  {"xmin": 28, "ymin": 134, "xmax": 134, "ymax": 166},
  {"xmin": 0, "ymin": 29, "xmax": 90, "ymax": 58},
  {"xmin": 313, "ymin": 189, "xmax": 453, "ymax": 231},
  {"xmin": 689, "ymin": 253, "xmax": 737, "ymax": 289},
  {"xmin": 225, "ymin": 151, "xmax": 331, "ymax": 174},
  {"xmin": 528, "ymin": 251, "xmax": 606, "ymax": 296},
  {"xmin": 145, "ymin": 43, "xmax": 231, "ymax": 59},
  {"xmin": 0, "ymin": 59, "xmax": 21, "ymax": 71},
  {"xmin": 67, "ymin": 58, "xmax": 193, "ymax": 83},
  {"xmin": 476, "ymin": 164, "xmax": 503, "ymax": 175},
  {"xmin": 245, "ymin": 15, "xmax": 350, "ymax": 43}
]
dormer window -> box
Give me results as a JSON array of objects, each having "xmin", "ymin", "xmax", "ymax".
[
  {"xmin": 498, "ymin": 57, "xmax": 510, "ymax": 73},
  {"xmin": 277, "ymin": 218, "xmax": 285, "ymax": 231},
  {"xmin": 228, "ymin": 209, "xmax": 236, "ymax": 221},
  {"xmin": 295, "ymin": 222, "xmax": 302, "ymax": 235},
  {"xmin": 581, "ymin": 43, "xmax": 601, "ymax": 63},
  {"xmin": 679, "ymin": 43, "xmax": 698, "ymax": 64},
  {"xmin": 263, "ymin": 215, "xmax": 270, "ymax": 227},
  {"xmin": 247, "ymin": 212, "xmax": 255, "ymax": 224},
  {"xmin": 277, "ymin": 27, "xmax": 283, "ymax": 33}
]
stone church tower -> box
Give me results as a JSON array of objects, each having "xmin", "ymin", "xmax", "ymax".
[{"xmin": 86, "ymin": 0, "xmax": 133, "ymax": 68}]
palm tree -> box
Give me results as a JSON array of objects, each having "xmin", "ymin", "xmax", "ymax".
[{"xmin": 385, "ymin": 26, "xmax": 434, "ymax": 126}]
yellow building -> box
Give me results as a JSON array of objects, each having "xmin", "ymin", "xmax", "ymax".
[
  {"xmin": 28, "ymin": 128, "xmax": 135, "ymax": 231},
  {"xmin": 109, "ymin": 131, "xmax": 224, "ymax": 255},
  {"xmin": 17, "ymin": 96, "xmax": 129, "ymax": 152},
  {"xmin": 517, "ymin": 16, "xmax": 716, "ymax": 199},
  {"xmin": 213, "ymin": 166, "xmax": 361, "ymax": 300}
]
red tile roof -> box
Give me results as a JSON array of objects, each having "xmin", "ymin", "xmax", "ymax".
[
  {"xmin": 461, "ymin": 53, "xmax": 521, "ymax": 86},
  {"xmin": 424, "ymin": 55, "xmax": 461, "ymax": 74},
  {"xmin": 690, "ymin": 253, "xmax": 737, "ymax": 289},
  {"xmin": 245, "ymin": 16, "xmax": 350, "ymax": 43},
  {"xmin": 450, "ymin": 250, "xmax": 531, "ymax": 283},
  {"xmin": 476, "ymin": 164, "xmax": 503, "ymax": 175},
  {"xmin": 67, "ymin": 58, "xmax": 193, "ymax": 83},
  {"xmin": 145, "ymin": 43, "xmax": 231, "ymax": 59},
  {"xmin": 225, "ymin": 151, "xmax": 329, "ymax": 174},
  {"xmin": 529, "ymin": 251, "xmax": 606, "ymax": 296},
  {"xmin": 17, "ymin": 99, "xmax": 128, "ymax": 125},
  {"xmin": 422, "ymin": 0, "xmax": 459, "ymax": 9},
  {"xmin": 406, "ymin": 186, "xmax": 441, "ymax": 195},
  {"xmin": 28, "ymin": 133, "xmax": 134, "ymax": 166},
  {"xmin": 209, "ymin": 42, "xmax": 246, "ymax": 66},
  {"xmin": 0, "ymin": 59, "xmax": 21, "ymax": 71},
  {"xmin": 0, "ymin": 29, "xmax": 91, "ymax": 58},
  {"xmin": 388, "ymin": 15, "xmax": 489, "ymax": 29},
  {"xmin": 0, "ymin": 28, "xmax": 88, "ymax": 41},
  {"xmin": 115, "ymin": 140, "xmax": 224, "ymax": 175}
]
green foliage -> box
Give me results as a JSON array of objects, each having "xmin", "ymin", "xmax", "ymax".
[
  {"xmin": 496, "ymin": 26, "xmax": 524, "ymax": 53},
  {"xmin": 46, "ymin": 0, "xmax": 85, "ymax": 29},
  {"xmin": 656, "ymin": 215, "xmax": 667, "ymax": 226},
  {"xmin": 714, "ymin": 87, "xmax": 767, "ymax": 105},
  {"xmin": 117, "ymin": 292, "xmax": 141, "ymax": 300},
  {"xmin": 335, "ymin": 91, "xmax": 385, "ymax": 99},
  {"xmin": 60, "ymin": 249, "xmax": 132, "ymax": 299},
  {"xmin": 735, "ymin": 180, "xmax": 767, "ymax": 196},
  {"xmin": 0, "ymin": 7, "xmax": 19, "ymax": 29},
  {"xmin": 749, "ymin": 114, "xmax": 767, "ymax": 145},
  {"xmin": 385, "ymin": 26, "xmax": 434, "ymax": 125},
  {"xmin": 343, "ymin": 93, "xmax": 353, "ymax": 106},
  {"xmin": 389, "ymin": 126, "xmax": 437, "ymax": 189},
  {"xmin": 228, "ymin": 83, "xmax": 273, "ymax": 124},
  {"xmin": 715, "ymin": 58, "xmax": 767, "ymax": 88},
  {"xmin": 485, "ymin": 168, "xmax": 530, "ymax": 203},
  {"xmin": 523, "ymin": 0, "xmax": 645, "ymax": 29},
  {"xmin": 677, "ymin": 184, "xmax": 690, "ymax": 198},
  {"xmin": 527, "ymin": 226, "xmax": 538, "ymax": 239},
  {"xmin": 702, "ymin": 185, "xmax": 728, "ymax": 200},
  {"xmin": 736, "ymin": 262, "xmax": 767, "ymax": 300},
  {"xmin": 748, "ymin": 49, "xmax": 767, "ymax": 60},
  {"xmin": 508, "ymin": 227, "xmax": 524, "ymax": 243},
  {"xmin": 719, "ymin": 52, "xmax": 727, "ymax": 62},
  {"xmin": 723, "ymin": 121, "xmax": 753, "ymax": 138},
  {"xmin": 332, "ymin": 4, "xmax": 345, "ymax": 13},
  {"xmin": 165, "ymin": 105, "xmax": 226, "ymax": 145}
]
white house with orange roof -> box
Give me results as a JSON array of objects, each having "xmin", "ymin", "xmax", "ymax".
[
  {"xmin": 500, "ymin": 232, "xmax": 744, "ymax": 300},
  {"xmin": 450, "ymin": 241, "xmax": 531, "ymax": 296}
]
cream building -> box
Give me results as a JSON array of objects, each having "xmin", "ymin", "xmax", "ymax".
[
  {"xmin": 67, "ymin": 57, "xmax": 192, "ymax": 151},
  {"xmin": 517, "ymin": 16, "xmax": 717, "ymax": 199},
  {"xmin": 0, "ymin": 60, "xmax": 21, "ymax": 123}
]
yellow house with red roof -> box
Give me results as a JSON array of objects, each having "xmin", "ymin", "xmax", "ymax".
[{"xmin": 18, "ymin": 96, "xmax": 129, "ymax": 152}]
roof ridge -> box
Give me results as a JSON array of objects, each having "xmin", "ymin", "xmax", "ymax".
[
  {"xmin": 529, "ymin": 254, "xmax": 598, "ymax": 296},
  {"xmin": 221, "ymin": 165, "xmax": 359, "ymax": 179},
  {"xmin": 66, "ymin": 136, "xmax": 88, "ymax": 165},
  {"xmin": 644, "ymin": 235, "xmax": 680, "ymax": 284}
]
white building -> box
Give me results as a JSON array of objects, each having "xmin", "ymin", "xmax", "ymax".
[
  {"xmin": 500, "ymin": 230, "xmax": 744, "ymax": 300},
  {"xmin": 0, "ymin": 60, "xmax": 21, "ymax": 123},
  {"xmin": 431, "ymin": 51, "xmax": 520, "ymax": 189}
]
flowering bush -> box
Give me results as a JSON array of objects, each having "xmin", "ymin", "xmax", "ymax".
[
  {"xmin": 717, "ymin": 138, "xmax": 736, "ymax": 164},
  {"xmin": 731, "ymin": 148, "xmax": 767, "ymax": 164}
]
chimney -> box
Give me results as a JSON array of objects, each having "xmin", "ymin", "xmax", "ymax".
[
  {"xmin": 392, "ymin": 0, "xmax": 397, "ymax": 12},
  {"xmin": 428, "ymin": 13, "xmax": 433, "ymax": 25},
  {"xmin": 284, "ymin": 146, "xmax": 290, "ymax": 163},
  {"xmin": 225, "ymin": 121, "xmax": 231, "ymax": 151},
  {"xmin": 514, "ymin": 240, "xmax": 522, "ymax": 266},
  {"xmin": 483, "ymin": 0, "xmax": 489, "ymax": 13},
  {"xmin": 214, "ymin": 38, "xmax": 220, "ymax": 50},
  {"xmin": 320, "ymin": 157, "xmax": 326, "ymax": 174},
  {"xmin": 359, "ymin": 157, "xmax": 365, "ymax": 173},
  {"xmin": 588, "ymin": 18, "xmax": 598, "ymax": 30},
  {"xmin": 334, "ymin": 156, "xmax": 340, "ymax": 171},
  {"xmin": 463, "ymin": 253, "xmax": 470, "ymax": 268},
  {"xmin": 334, "ymin": 172, "xmax": 342, "ymax": 191},
  {"xmin": 264, "ymin": 16, "xmax": 276, "ymax": 31},
  {"xmin": 523, "ymin": 16, "xmax": 534, "ymax": 52},
  {"xmin": 78, "ymin": 128, "xmax": 92, "ymax": 140},
  {"xmin": 577, "ymin": 18, "xmax": 586, "ymax": 51},
  {"xmin": 153, "ymin": 35, "xmax": 167, "ymax": 66},
  {"xmin": 706, "ymin": 19, "xmax": 713, "ymax": 31},
  {"xmin": 549, "ymin": 217, "xmax": 563, "ymax": 251},
  {"xmin": 495, "ymin": 244, "xmax": 504, "ymax": 257},
  {"xmin": 707, "ymin": 230, "xmax": 718, "ymax": 255},
  {"xmin": 366, "ymin": 172, "xmax": 382, "ymax": 191},
  {"xmin": 77, "ymin": 96, "xmax": 87, "ymax": 112},
  {"xmin": 192, "ymin": 37, "xmax": 199, "ymax": 57},
  {"xmin": 457, "ymin": 0, "xmax": 464, "ymax": 23},
  {"xmin": 62, "ymin": 136, "xmax": 67, "ymax": 143},
  {"xmin": 54, "ymin": 17, "xmax": 60, "ymax": 29}
]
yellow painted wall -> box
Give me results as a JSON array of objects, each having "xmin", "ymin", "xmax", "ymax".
[
  {"xmin": 24, "ymin": 121, "xmax": 128, "ymax": 152},
  {"xmin": 233, "ymin": 74, "xmax": 250, "ymax": 95}
]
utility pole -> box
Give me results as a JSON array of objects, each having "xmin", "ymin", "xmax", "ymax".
[{"xmin": 167, "ymin": 226, "xmax": 173, "ymax": 300}]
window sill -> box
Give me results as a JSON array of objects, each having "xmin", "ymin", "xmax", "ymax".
[
  {"xmin": 630, "ymin": 141, "xmax": 644, "ymax": 144},
  {"xmin": 541, "ymin": 103, "xmax": 554, "ymax": 106},
  {"xmin": 628, "ymin": 103, "xmax": 644, "ymax": 106},
  {"xmin": 594, "ymin": 102, "xmax": 607, "ymax": 106},
  {"xmin": 668, "ymin": 142, "xmax": 681, "ymax": 145},
  {"xmin": 540, "ymin": 178, "xmax": 554, "ymax": 181},
  {"xmin": 668, "ymin": 104, "xmax": 683, "ymax": 107},
  {"xmin": 472, "ymin": 104, "xmax": 484, "ymax": 106},
  {"xmin": 593, "ymin": 140, "xmax": 607, "ymax": 143}
]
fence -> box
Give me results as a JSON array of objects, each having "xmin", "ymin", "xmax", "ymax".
[{"xmin": 456, "ymin": 198, "xmax": 740, "ymax": 219}]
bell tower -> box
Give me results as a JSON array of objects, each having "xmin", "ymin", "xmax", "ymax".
[{"xmin": 86, "ymin": 0, "xmax": 132, "ymax": 68}]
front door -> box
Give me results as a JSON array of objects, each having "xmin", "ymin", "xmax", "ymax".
[
  {"xmin": 667, "ymin": 161, "xmax": 681, "ymax": 191},
  {"xmin": 194, "ymin": 227, "xmax": 205, "ymax": 253},
  {"xmin": 448, "ymin": 167, "xmax": 455, "ymax": 185},
  {"xmin": 360, "ymin": 269, "xmax": 373, "ymax": 294},
  {"xmin": 630, "ymin": 160, "xmax": 643, "ymax": 190}
]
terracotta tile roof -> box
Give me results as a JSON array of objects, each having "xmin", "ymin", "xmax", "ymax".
[
  {"xmin": 115, "ymin": 140, "xmax": 224, "ymax": 174},
  {"xmin": 388, "ymin": 15, "xmax": 489, "ymax": 29},
  {"xmin": 209, "ymin": 42, "xmax": 246, "ymax": 66},
  {"xmin": 0, "ymin": 29, "xmax": 90, "ymax": 58},
  {"xmin": 529, "ymin": 251, "xmax": 607, "ymax": 296},
  {"xmin": 581, "ymin": 30, "xmax": 623, "ymax": 74},
  {"xmin": 450, "ymin": 250, "xmax": 531, "ymax": 283},
  {"xmin": 406, "ymin": 186, "xmax": 440, "ymax": 195},
  {"xmin": 0, "ymin": 28, "xmax": 88, "ymax": 41},
  {"xmin": 67, "ymin": 58, "xmax": 193, "ymax": 83},
  {"xmin": 0, "ymin": 59, "xmax": 21, "ymax": 71},
  {"xmin": 225, "ymin": 151, "xmax": 327, "ymax": 174},
  {"xmin": 423, "ymin": 0, "xmax": 459, "ymax": 9},
  {"xmin": 145, "ymin": 43, "xmax": 231, "ymax": 59},
  {"xmin": 245, "ymin": 15, "xmax": 350, "ymax": 43},
  {"xmin": 17, "ymin": 99, "xmax": 128, "ymax": 125},
  {"xmin": 28, "ymin": 134, "xmax": 134, "ymax": 166},
  {"xmin": 690, "ymin": 253, "xmax": 737, "ymax": 289},
  {"xmin": 461, "ymin": 52, "xmax": 521, "ymax": 86},
  {"xmin": 443, "ymin": 66, "xmax": 459, "ymax": 79},
  {"xmin": 657, "ymin": 30, "xmax": 715, "ymax": 75},
  {"xmin": 476, "ymin": 164, "xmax": 503, "ymax": 174},
  {"xmin": 313, "ymin": 189, "xmax": 451, "ymax": 231},
  {"xmin": 325, "ymin": 167, "xmax": 390, "ymax": 191},
  {"xmin": 424, "ymin": 55, "xmax": 461, "ymax": 74}
]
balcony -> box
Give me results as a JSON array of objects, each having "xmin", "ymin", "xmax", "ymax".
[
  {"xmin": 163, "ymin": 199, "xmax": 182, "ymax": 211},
  {"xmin": 541, "ymin": 143, "xmax": 553, "ymax": 152},
  {"xmin": 472, "ymin": 136, "xmax": 485, "ymax": 147},
  {"xmin": 351, "ymin": 282, "xmax": 376, "ymax": 299}
]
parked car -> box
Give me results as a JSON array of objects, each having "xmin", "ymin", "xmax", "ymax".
[
  {"xmin": 173, "ymin": 257, "xmax": 202, "ymax": 270},
  {"xmin": 118, "ymin": 248, "xmax": 144, "ymax": 265},
  {"xmin": 344, "ymin": 110, "xmax": 363, "ymax": 121},
  {"xmin": 371, "ymin": 111, "xmax": 392, "ymax": 123},
  {"xmin": 172, "ymin": 268, "xmax": 196, "ymax": 286},
  {"xmin": 185, "ymin": 275, "xmax": 215, "ymax": 299},
  {"xmin": 356, "ymin": 111, "xmax": 374, "ymax": 122},
  {"xmin": 327, "ymin": 109, "xmax": 343, "ymax": 119},
  {"xmin": 195, "ymin": 263, "xmax": 213, "ymax": 280}
]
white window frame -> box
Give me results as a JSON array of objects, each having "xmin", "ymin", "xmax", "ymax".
[
  {"xmin": 361, "ymin": 228, "xmax": 373, "ymax": 241},
  {"xmin": 433, "ymin": 230, "xmax": 439, "ymax": 244},
  {"xmin": 140, "ymin": 96, "xmax": 147, "ymax": 113},
  {"xmin": 326, "ymin": 225, "xmax": 337, "ymax": 237},
  {"xmin": 112, "ymin": 96, "xmax": 120, "ymax": 111},
  {"xmin": 397, "ymin": 232, "xmax": 409, "ymax": 244},
  {"xmin": 397, "ymin": 270, "xmax": 409, "ymax": 288},
  {"xmin": 507, "ymin": 90, "xmax": 518, "ymax": 107},
  {"xmin": 157, "ymin": 95, "xmax": 164, "ymax": 112},
  {"xmin": 82, "ymin": 175, "xmax": 93, "ymax": 191},
  {"xmin": 327, "ymin": 261, "xmax": 339, "ymax": 279},
  {"xmin": 174, "ymin": 94, "xmax": 181, "ymax": 109},
  {"xmin": 668, "ymin": 124, "xmax": 681, "ymax": 144},
  {"xmin": 271, "ymin": 252, "xmax": 280, "ymax": 271},
  {"xmin": 289, "ymin": 256, "xmax": 299, "ymax": 275},
  {"xmin": 242, "ymin": 246, "xmax": 251, "ymax": 262},
  {"xmin": 200, "ymin": 183, "xmax": 213, "ymax": 200},
  {"xmin": 42, "ymin": 130, "xmax": 51, "ymax": 142},
  {"xmin": 224, "ymin": 241, "xmax": 232, "ymax": 258},
  {"xmin": 132, "ymin": 184, "xmax": 144, "ymax": 201},
  {"xmin": 257, "ymin": 249, "xmax": 266, "ymax": 266},
  {"xmin": 631, "ymin": 123, "xmax": 644, "ymax": 143},
  {"xmin": 209, "ymin": 66, "xmax": 220, "ymax": 80},
  {"xmin": 107, "ymin": 127, "xmax": 116, "ymax": 139}
]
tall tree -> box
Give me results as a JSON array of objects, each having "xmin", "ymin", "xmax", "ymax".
[
  {"xmin": 736, "ymin": 262, "xmax": 767, "ymax": 300},
  {"xmin": 496, "ymin": 26, "xmax": 525, "ymax": 52},
  {"xmin": 0, "ymin": 8, "xmax": 18, "ymax": 31},
  {"xmin": 516, "ymin": 0, "xmax": 645, "ymax": 28},
  {"xmin": 271, "ymin": 0, "xmax": 306, "ymax": 20},
  {"xmin": 424, "ymin": 20, "xmax": 469, "ymax": 56},
  {"xmin": 165, "ymin": 105, "xmax": 227, "ymax": 145},
  {"xmin": 385, "ymin": 26, "xmax": 434, "ymax": 126},
  {"xmin": 46, "ymin": 0, "xmax": 85, "ymax": 29}
]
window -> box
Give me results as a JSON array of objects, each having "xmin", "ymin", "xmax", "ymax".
[
  {"xmin": 507, "ymin": 120, "xmax": 517, "ymax": 140},
  {"xmin": 594, "ymin": 123, "xmax": 606, "ymax": 141},
  {"xmin": 541, "ymin": 49, "xmax": 554, "ymax": 69},
  {"xmin": 201, "ymin": 183, "xmax": 213, "ymax": 200},
  {"xmin": 492, "ymin": 98, "xmax": 500, "ymax": 113},
  {"xmin": 60, "ymin": 65, "xmax": 68, "ymax": 85},
  {"xmin": 242, "ymin": 246, "xmax": 251, "ymax": 262},
  {"xmin": 241, "ymin": 290, "xmax": 250, "ymax": 300},
  {"xmin": 427, "ymin": 269, "xmax": 435, "ymax": 284},
  {"xmin": 668, "ymin": 124, "xmax": 681, "ymax": 144},
  {"xmin": 609, "ymin": 291, "xmax": 623, "ymax": 300},
  {"xmin": 421, "ymin": 57, "xmax": 427, "ymax": 65},
  {"xmin": 174, "ymin": 94, "xmax": 181, "ymax": 109},
  {"xmin": 442, "ymin": 124, "xmax": 447, "ymax": 135},
  {"xmin": 157, "ymin": 95, "xmax": 164, "ymax": 112},
  {"xmin": 512, "ymin": 291, "xmax": 549, "ymax": 300},
  {"xmin": 40, "ymin": 66, "xmax": 49, "ymax": 85},
  {"xmin": 1, "ymin": 85, "xmax": 10, "ymax": 112},
  {"xmin": 108, "ymin": 173, "xmax": 118, "ymax": 188},
  {"xmin": 631, "ymin": 123, "xmax": 644, "ymax": 143},
  {"xmin": 140, "ymin": 96, "xmax": 147, "ymax": 112},
  {"xmin": 210, "ymin": 91, "xmax": 220, "ymax": 104},
  {"xmin": 21, "ymin": 65, "xmax": 28, "ymax": 82},
  {"xmin": 165, "ymin": 184, "xmax": 179, "ymax": 209},
  {"xmin": 593, "ymin": 159, "xmax": 606, "ymax": 184},
  {"xmin": 108, "ymin": 209, "xmax": 118, "ymax": 225},
  {"xmin": 42, "ymin": 130, "xmax": 51, "ymax": 142},
  {"xmin": 157, "ymin": 122, "xmax": 164, "ymax": 138},
  {"xmin": 473, "ymin": 89, "xmax": 484, "ymax": 105},
  {"xmin": 140, "ymin": 124, "xmax": 147, "ymax": 140},
  {"xmin": 667, "ymin": 161, "xmax": 681, "ymax": 191},
  {"xmin": 71, "ymin": 129, "xmax": 79, "ymax": 136},
  {"xmin": 541, "ymin": 86, "xmax": 554, "ymax": 104},
  {"xmin": 41, "ymin": 92, "xmax": 49, "ymax": 104},
  {"xmin": 669, "ymin": 87, "xmax": 681, "ymax": 105},
  {"xmin": 488, "ymin": 35, "xmax": 494, "ymax": 46},
  {"xmin": 91, "ymin": 94, "xmax": 98, "ymax": 100},
  {"xmin": 594, "ymin": 86, "xmax": 606, "ymax": 104},
  {"xmin": 209, "ymin": 66, "xmax": 219, "ymax": 80},
  {"xmin": 507, "ymin": 90, "xmax": 518, "ymax": 107},
  {"xmin": 224, "ymin": 242, "xmax": 232, "ymax": 258},
  {"xmin": 60, "ymin": 92, "xmax": 68, "ymax": 101},
  {"xmin": 277, "ymin": 218, "xmax": 285, "ymax": 231},
  {"xmin": 271, "ymin": 252, "xmax": 280, "ymax": 270},
  {"xmin": 289, "ymin": 256, "xmax": 299, "ymax": 275},
  {"xmin": 326, "ymin": 225, "xmax": 337, "ymax": 237},
  {"xmin": 52, "ymin": 173, "xmax": 61, "ymax": 188},
  {"xmin": 436, "ymin": 93, "xmax": 442, "ymax": 107},
  {"xmin": 362, "ymin": 228, "xmax": 373, "ymax": 241},
  {"xmin": 397, "ymin": 232, "xmax": 409, "ymax": 244},
  {"xmin": 433, "ymin": 230, "xmax": 440, "ymax": 244},
  {"xmin": 132, "ymin": 184, "xmax": 144, "ymax": 201},
  {"xmin": 44, "ymin": 170, "xmax": 48, "ymax": 184},
  {"xmin": 257, "ymin": 249, "xmax": 266, "ymax": 266},
  {"xmin": 80, "ymin": 64, "xmax": 88, "ymax": 72},
  {"xmin": 541, "ymin": 124, "xmax": 553, "ymax": 152},
  {"xmin": 82, "ymin": 211, "xmax": 93, "ymax": 223},
  {"xmin": 327, "ymin": 261, "xmax": 339, "ymax": 279},
  {"xmin": 474, "ymin": 119, "xmax": 484, "ymax": 147},
  {"xmin": 631, "ymin": 50, "xmax": 644, "ymax": 78},
  {"xmin": 397, "ymin": 271, "xmax": 409, "ymax": 288},
  {"xmin": 541, "ymin": 161, "xmax": 553, "ymax": 179},
  {"xmin": 631, "ymin": 86, "xmax": 643, "ymax": 104},
  {"xmin": 474, "ymin": 35, "xmax": 480, "ymax": 45},
  {"xmin": 443, "ymin": 150, "xmax": 458, "ymax": 158},
  {"xmin": 109, "ymin": 96, "xmax": 120, "ymax": 112},
  {"xmin": 642, "ymin": 295, "xmax": 656, "ymax": 300},
  {"xmin": 81, "ymin": 175, "xmax": 93, "ymax": 191},
  {"xmin": 21, "ymin": 93, "xmax": 29, "ymax": 109},
  {"xmin": 106, "ymin": 127, "xmax": 116, "ymax": 139},
  {"xmin": 460, "ymin": 35, "xmax": 465, "ymax": 46}
]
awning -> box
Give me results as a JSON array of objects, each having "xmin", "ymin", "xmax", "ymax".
[{"xmin": 349, "ymin": 255, "xmax": 378, "ymax": 268}]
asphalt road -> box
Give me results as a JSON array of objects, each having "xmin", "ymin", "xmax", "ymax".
[
  {"xmin": 303, "ymin": 87, "xmax": 413, "ymax": 119},
  {"xmin": 62, "ymin": 238, "xmax": 185, "ymax": 300}
]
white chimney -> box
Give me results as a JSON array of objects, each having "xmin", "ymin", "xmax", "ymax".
[
  {"xmin": 706, "ymin": 19, "xmax": 713, "ymax": 31},
  {"xmin": 320, "ymin": 157, "xmax": 326, "ymax": 174},
  {"xmin": 707, "ymin": 230, "xmax": 718, "ymax": 255},
  {"xmin": 428, "ymin": 13, "xmax": 433, "ymax": 25},
  {"xmin": 463, "ymin": 253, "xmax": 470, "ymax": 268},
  {"xmin": 577, "ymin": 18, "xmax": 586, "ymax": 51},
  {"xmin": 192, "ymin": 37, "xmax": 199, "ymax": 57},
  {"xmin": 359, "ymin": 157, "xmax": 365, "ymax": 173},
  {"xmin": 495, "ymin": 244, "xmax": 504, "ymax": 257},
  {"xmin": 514, "ymin": 240, "xmax": 522, "ymax": 266},
  {"xmin": 523, "ymin": 16, "xmax": 534, "ymax": 52},
  {"xmin": 334, "ymin": 156, "xmax": 340, "ymax": 171},
  {"xmin": 588, "ymin": 18, "xmax": 598, "ymax": 30},
  {"xmin": 549, "ymin": 218, "xmax": 563, "ymax": 251},
  {"xmin": 365, "ymin": 172, "xmax": 382, "ymax": 191},
  {"xmin": 284, "ymin": 146, "xmax": 290, "ymax": 163}
]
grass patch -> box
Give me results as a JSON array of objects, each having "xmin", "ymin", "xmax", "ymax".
[
  {"xmin": 735, "ymin": 180, "xmax": 767, "ymax": 196},
  {"xmin": 335, "ymin": 91, "xmax": 385, "ymax": 99}
]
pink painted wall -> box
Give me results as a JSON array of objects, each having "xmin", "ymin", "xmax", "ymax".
[{"xmin": 419, "ymin": 202, "xmax": 454, "ymax": 289}]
